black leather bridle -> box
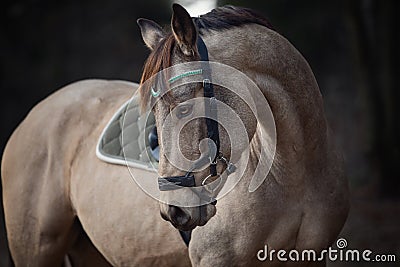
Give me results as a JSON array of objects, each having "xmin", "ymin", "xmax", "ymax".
[
  {"xmin": 157, "ymin": 36, "xmax": 235, "ymax": 194},
  {"xmin": 154, "ymin": 36, "xmax": 236, "ymax": 247}
]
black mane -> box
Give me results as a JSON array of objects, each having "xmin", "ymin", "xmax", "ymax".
[{"xmin": 193, "ymin": 6, "xmax": 274, "ymax": 34}]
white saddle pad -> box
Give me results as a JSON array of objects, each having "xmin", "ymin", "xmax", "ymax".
[{"xmin": 96, "ymin": 96, "xmax": 158, "ymax": 171}]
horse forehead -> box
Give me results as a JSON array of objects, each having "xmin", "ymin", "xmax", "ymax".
[{"xmin": 155, "ymin": 82, "xmax": 197, "ymax": 107}]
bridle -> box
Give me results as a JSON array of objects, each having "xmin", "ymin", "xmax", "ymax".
[
  {"xmin": 157, "ymin": 36, "xmax": 236, "ymax": 200},
  {"xmin": 153, "ymin": 35, "xmax": 237, "ymax": 247}
]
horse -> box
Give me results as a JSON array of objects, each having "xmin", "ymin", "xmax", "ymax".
[{"xmin": 1, "ymin": 4, "xmax": 349, "ymax": 267}]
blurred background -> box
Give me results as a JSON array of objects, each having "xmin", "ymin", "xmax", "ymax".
[{"xmin": 0, "ymin": 0, "xmax": 399, "ymax": 266}]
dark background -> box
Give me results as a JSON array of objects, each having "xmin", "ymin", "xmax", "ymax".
[{"xmin": 1, "ymin": 0, "xmax": 399, "ymax": 266}]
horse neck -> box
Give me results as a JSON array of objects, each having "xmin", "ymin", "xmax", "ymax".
[{"xmin": 203, "ymin": 25, "xmax": 329, "ymax": 186}]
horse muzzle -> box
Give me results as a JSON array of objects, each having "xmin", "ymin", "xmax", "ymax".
[{"xmin": 160, "ymin": 203, "xmax": 216, "ymax": 231}]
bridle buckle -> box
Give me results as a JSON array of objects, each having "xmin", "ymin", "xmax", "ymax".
[{"xmin": 203, "ymin": 78, "xmax": 211, "ymax": 88}]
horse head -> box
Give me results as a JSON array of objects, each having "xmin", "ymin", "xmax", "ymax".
[{"xmin": 137, "ymin": 4, "xmax": 257, "ymax": 231}]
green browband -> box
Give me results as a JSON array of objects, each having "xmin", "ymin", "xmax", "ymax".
[
  {"xmin": 151, "ymin": 69, "xmax": 204, "ymax": 98},
  {"xmin": 168, "ymin": 69, "xmax": 203, "ymax": 83}
]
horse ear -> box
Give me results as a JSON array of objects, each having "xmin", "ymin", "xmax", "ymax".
[
  {"xmin": 137, "ymin": 18, "xmax": 165, "ymax": 50},
  {"xmin": 171, "ymin": 4, "xmax": 197, "ymax": 56}
]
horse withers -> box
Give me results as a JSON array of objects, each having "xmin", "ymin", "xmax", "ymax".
[{"xmin": 2, "ymin": 4, "xmax": 349, "ymax": 266}]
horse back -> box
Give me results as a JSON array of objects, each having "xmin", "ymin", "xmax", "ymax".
[{"xmin": 2, "ymin": 79, "xmax": 137, "ymax": 190}]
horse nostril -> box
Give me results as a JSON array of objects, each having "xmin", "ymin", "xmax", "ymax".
[{"xmin": 169, "ymin": 205, "xmax": 191, "ymax": 226}]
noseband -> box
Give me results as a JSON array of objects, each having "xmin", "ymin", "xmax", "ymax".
[{"xmin": 157, "ymin": 36, "xmax": 236, "ymax": 195}]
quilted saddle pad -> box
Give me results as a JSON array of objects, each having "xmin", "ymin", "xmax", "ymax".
[{"xmin": 96, "ymin": 96, "xmax": 158, "ymax": 171}]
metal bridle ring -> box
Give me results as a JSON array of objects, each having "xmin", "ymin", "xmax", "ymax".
[{"xmin": 201, "ymin": 173, "xmax": 221, "ymax": 186}]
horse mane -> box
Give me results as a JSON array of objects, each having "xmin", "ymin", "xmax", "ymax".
[
  {"xmin": 192, "ymin": 5, "xmax": 274, "ymax": 34},
  {"xmin": 139, "ymin": 6, "xmax": 274, "ymax": 110},
  {"xmin": 140, "ymin": 35, "xmax": 176, "ymax": 110}
]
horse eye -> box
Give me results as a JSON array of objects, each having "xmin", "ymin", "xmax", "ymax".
[{"xmin": 176, "ymin": 104, "xmax": 193, "ymax": 119}]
